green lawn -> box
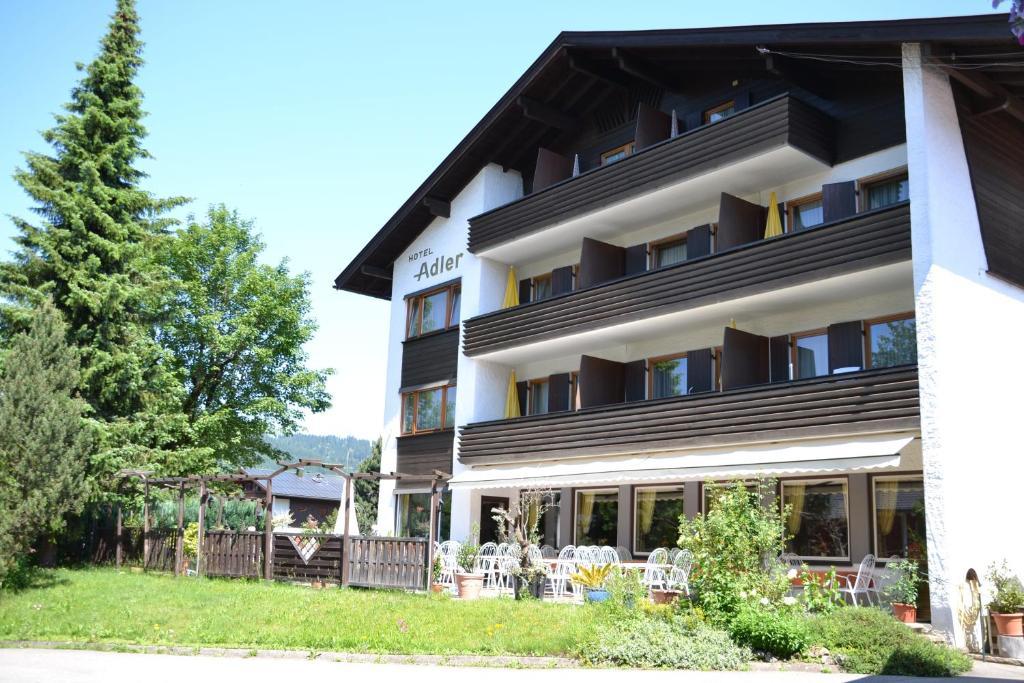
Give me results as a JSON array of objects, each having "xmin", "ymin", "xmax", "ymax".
[{"xmin": 0, "ymin": 568, "xmax": 599, "ymax": 656}]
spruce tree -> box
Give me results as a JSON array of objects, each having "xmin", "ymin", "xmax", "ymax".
[
  {"xmin": 0, "ymin": 0, "xmax": 189, "ymax": 488},
  {"xmin": 0, "ymin": 301, "xmax": 93, "ymax": 584}
]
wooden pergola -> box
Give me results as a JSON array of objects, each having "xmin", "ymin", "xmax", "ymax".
[{"xmin": 117, "ymin": 462, "xmax": 449, "ymax": 587}]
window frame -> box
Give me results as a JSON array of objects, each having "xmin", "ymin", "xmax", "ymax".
[
  {"xmin": 787, "ymin": 192, "xmax": 824, "ymax": 232},
  {"xmin": 531, "ymin": 272, "xmax": 553, "ymax": 301},
  {"xmin": 699, "ymin": 480, "xmax": 762, "ymax": 514},
  {"xmin": 647, "ymin": 351, "xmax": 688, "ymax": 400},
  {"xmin": 526, "ymin": 377, "xmax": 550, "ymax": 416},
  {"xmin": 569, "ymin": 370, "xmax": 579, "ymax": 411},
  {"xmin": 703, "ymin": 100, "xmax": 736, "ymax": 124},
  {"xmin": 790, "ymin": 327, "xmax": 828, "ymax": 380},
  {"xmin": 863, "ymin": 312, "xmax": 916, "ymax": 369},
  {"xmin": 632, "ymin": 484, "xmax": 686, "ymax": 556},
  {"xmin": 600, "ymin": 141, "xmax": 635, "ymax": 166},
  {"xmin": 400, "ymin": 383, "xmax": 457, "ymax": 435},
  {"xmin": 572, "ymin": 487, "xmax": 620, "ymax": 546},
  {"xmin": 779, "ymin": 476, "xmax": 852, "ymax": 563},
  {"xmin": 869, "ymin": 472, "xmax": 926, "ymax": 561},
  {"xmin": 404, "ymin": 282, "xmax": 461, "ymax": 340},
  {"xmin": 648, "ymin": 233, "xmax": 688, "ymax": 269},
  {"xmin": 857, "ymin": 167, "xmax": 910, "ymax": 212}
]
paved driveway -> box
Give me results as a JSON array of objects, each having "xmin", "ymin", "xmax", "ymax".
[{"xmin": 0, "ymin": 648, "xmax": 1022, "ymax": 682}]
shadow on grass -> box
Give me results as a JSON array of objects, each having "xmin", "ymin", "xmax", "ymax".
[{"xmin": 1, "ymin": 566, "xmax": 69, "ymax": 594}]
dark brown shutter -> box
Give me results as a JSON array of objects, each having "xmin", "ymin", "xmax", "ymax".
[
  {"xmin": 625, "ymin": 244, "xmax": 648, "ymax": 275},
  {"xmin": 578, "ymin": 237, "xmax": 625, "ymax": 289},
  {"xmin": 515, "ymin": 380, "xmax": 528, "ymax": 416},
  {"xmin": 551, "ymin": 266, "xmax": 574, "ymax": 296},
  {"xmin": 532, "ymin": 147, "xmax": 573, "ymax": 193},
  {"xmin": 822, "ymin": 181, "xmax": 857, "ymax": 223},
  {"xmin": 685, "ymin": 111, "xmax": 702, "ymax": 131},
  {"xmin": 624, "ymin": 360, "xmax": 646, "ymax": 402},
  {"xmin": 769, "ymin": 335, "xmax": 791, "ymax": 384},
  {"xmin": 687, "ymin": 224, "xmax": 712, "ymax": 259},
  {"xmin": 717, "ymin": 193, "xmax": 765, "ymax": 251},
  {"xmin": 827, "ymin": 320, "xmax": 864, "ymax": 374},
  {"xmin": 547, "ymin": 373, "xmax": 571, "ymax": 413},
  {"xmin": 686, "ymin": 348, "xmax": 714, "ymax": 393},
  {"xmin": 634, "ymin": 102, "xmax": 672, "ymax": 150},
  {"xmin": 518, "ymin": 278, "xmax": 531, "ymax": 304},
  {"xmin": 721, "ymin": 327, "xmax": 770, "ymax": 390},
  {"xmin": 578, "ymin": 355, "xmax": 625, "ymax": 408}
]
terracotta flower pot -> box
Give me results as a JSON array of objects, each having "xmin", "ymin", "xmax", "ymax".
[
  {"xmin": 454, "ymin": 572, "xmax": 485, "ymax": 600},
  {"xmin": 431, "ymin": 583, "xmax": 446, "ymax": 594},
  {"xmin": 992, "ymin": 612, "xmax": 1024, "ymax": 637},
  {"xmin": 892, "ymin": 602, "xmax": 917, "ymax": 624},
  {"xmin": 650, "ymin": 589, "xmax": 682, "ymax": 605}
]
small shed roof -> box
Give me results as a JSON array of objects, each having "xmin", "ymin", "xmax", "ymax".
[{"xmin": 244, "ymin": 469, "xmax": 344, "ymax": 501}]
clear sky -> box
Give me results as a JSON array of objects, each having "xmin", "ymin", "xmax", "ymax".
[{"xmin": 0, "ymin": 1, "xmax": 1001, "ymax": 439}]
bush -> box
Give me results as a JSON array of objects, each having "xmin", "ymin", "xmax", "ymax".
[
  {"xmin": 810, "ymin": 608, "xmax": 971, "ymax": 677},
  {"xmin": 577, "ymin": 616, "xmax": 751, "ymax": 669},
  {"xmin": 729, "ymin": 605, "xmax": 810, "ymax": 659}
]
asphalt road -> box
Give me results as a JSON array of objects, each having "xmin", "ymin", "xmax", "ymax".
[{"xmin": 1, "ymin": 648, "xmax": 1022, "ymax": 682}]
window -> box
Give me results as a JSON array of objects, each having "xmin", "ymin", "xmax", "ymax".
[
  {"xmin": 788, "ymin": 193, "xmax": 824, "ymax": 231},
  {"xmin": 528, "ymin": 491, "xmax": 561, "ymax": 548},
  {"xmin": 866, "ymin": 314, "xmax": 917, "ymax": 368},
  {"xmin": 651, "ymin": 236, "xmax": 687, "ymax": 268},
  {"xmin": 569, "ymin": 371, "xmax": 579, "ymax": 411},
  {"xmin": 405, "ymin": 283, "xmax": 460, "ymax": 338},
  {"xmin": 861, "ymin": 171, "xmax": 909, "ymax": 210},
  {"xmin": 574, "ymin": 489, "xmax": 618, "ymax": 545},
  {"xmin": 792, "ymin": 330, "xmax": 828, "ymax": 379},
  {"xmin": 650, "ymin": 353, "xmax": 687, "ymax": 399},
  {"xmin": 532, "ymin": 273, "xmax": 553, "ymax": 301},
  {"xmin": 634, "ymin": 485, "xmax": 685, "ymax": 554},
  {"xmin": 701, "ymin": 481, "xmax": 760, "ymax": 513},
  {"xmin": 782, "ymin": 478, "xmax": 850, "ymax": 560},
  {"xmin": 527, "ymin": 379, "xmax": 549, "ymax": 416},
  {"xmin": 396, "ymin": 491, "xmax": 451, "ymax": 539},
  {"xmin": 401, "ymin": 384, "xmax": 456, "ymax": 435},
  {"xmin": 601, "ymin": 142, "xmax": 634, "ymax": 165},
  {"xmin": 704, "ymin": 100, "xmax": 736, "ymax": 124},
  {"xmin": 873, "ymin": 476, "xmax": 926, "ymax": 559}
]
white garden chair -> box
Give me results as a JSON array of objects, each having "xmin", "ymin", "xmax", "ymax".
[
  {"xmin": 615, "ymin": 546, "xmax": 632, "ymax": 562},
  {"xmin": 643, "ymin": 547, "xmax": 670, "ymax": 590},
  {"xmin": 493, "ymin": 544, "xmax": 519, "ymax": 594},
  {"xmin": 669, "ymin": 549, "xmax": 693, "ymax": 595},
  {"xmin": 869, "ymin": 555, "xmax": 903, "ymax": 607},
  {"xmin": 477, "ymin": 541, "xmax": 499, "ymax": 587},
  {"xmin": 540, "ymin": 544, "xmax": 557, "ymax": 559},
  {"xmin": 437, "ymin": 540, "xmax": 461, "ymax": 585},
  {"xmin": 667, "ymin": 547, "xmax": 681, "ymax": 562},
  {"xmin": 600, "ymin": 546, "xmax": 620, "ymax": 565},
  {"xmin": 548, "ymin": 546, "xmax": 576, "ymax": 598},
  {"xmin": 838, "ymin": 553, "xmax": 877, "ymax": 606}
]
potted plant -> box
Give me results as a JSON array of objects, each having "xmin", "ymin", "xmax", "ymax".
[
  {"xmin": 454, "ymin": 539, "xmax": 484, "ymax": 600},
  {"xmin": 514, "ymin": 561, "xmax": 549, "ymax": 600},
  {"xmin": 490, "ymin": 487, "xmax": 557, "ymax": 601},
  {"xmin": 430, "ymin": 554, "xmax": 446, "ymax": 594},
  {"xmin": 571, "ymin": 563, "xmax": 614, "ymax": 602},
  {"xmin": 884, "ymin": 559, "xmax": 921, "ymax": 623},
  {"xmin": 987, "ymin": 561, "xmax": 1024, "ymax": 637},
  {"xmin": 651, "ymin": 571, "xmax": 684, "ymax": 605}
]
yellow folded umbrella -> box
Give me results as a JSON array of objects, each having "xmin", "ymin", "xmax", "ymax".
[
  {"xmin": 764, "ymin": 191, "xmax": 783, "ymax": 239},
  {"xmin": 502, "ymin": 266, "xmax": 519, "ymax": 309},
  {"xmin": 504, "ymin": 371, "xmax": 521, "ymax": 419}
]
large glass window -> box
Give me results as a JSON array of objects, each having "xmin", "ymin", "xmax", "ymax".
[
  {"xmin": 793, "ymin": 332, "xmax": 828, "ymax": 379},
  {"xmin": 532, "ymin": 274, "xmax": 553, "ymax": 301},
  {"xmin": 789, "ymin": 194, "xmax": 824, "ymax": 231},
  {"xmin": 575, "ymin": 489, "xmax": 618, "ymax": 546},
  {"xmin": 528, "ymin": 380, "xmax": 549, "ymax": 415},
  {"xmin": 405, "ymin": 284, "xmax": 460, "ymax": 339},
  {"xmin": 396, "ymin": 491, "xmax": 451, "ymax": 539},
  {"xmin": 873, "ymin": 476, "xmax": 927, "ymax": 559},
  {"xmin": 782, "ymin": 478, "xmax": 850, "ymax": 560},
  {"xmin": 867, "ymin": 315, "xmax": 917, "ymax": 368},
  {"xmin": 444, "ymin": 385, "xmax": 457, "ymax": 429},
  {"xmin": 634, "ymin": 486, "xmax": 685, "ymax": 554},
  {"xmin": 651, "ymin": 355, "xmax": 687, "ymax": 399},
  {"xmin": 863, "ymin": 173, "xmax": 909, "ymax": 210},
  {"xmin": 653, "ymin": 238, "xmax": 687, "ymax": 268},
  {"xmin": 701, "ymin": 481, "xmax": 761, "ymax": 513},
  {"xmin": 400, "ymin": 384, "xmax": 456, "ymax": 435}
]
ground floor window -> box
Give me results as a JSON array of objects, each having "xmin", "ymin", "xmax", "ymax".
[
  {"xmin": 535, "ymin": 491, "xmax": 561, "ymax": 548},
  {"xmin": 396, "ymin": 491, "xmax": 450, "ymax": 540},
  {"xmin": 634, "ymin": 485, "xmax": 685, "ymax": 554},
  {"xmin": 574, "ymin": 489, "xmax": 618, "ymax": 546},
  {"xmin": 873, "ymin": 475, "xmax": 926, "ymax": 559},
  {"xmin": 701, "ymin": 480, "xmax": 760, "ymax": 513},
  {"xmin": 782, "ymin": 478, "xmax": 850, "ymax": 561}
]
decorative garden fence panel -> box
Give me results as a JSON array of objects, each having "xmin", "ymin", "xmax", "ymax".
[
  {"xmin": 204, "ymin": 530, "xmax": 262, "ymax": 578},
  {"xmin": 348, "ymin": 537, "xmax": 428, "ymax": 591},
  {"xmin": 271, "ymin": 533, "xmax": 344, "ymax": 584}
]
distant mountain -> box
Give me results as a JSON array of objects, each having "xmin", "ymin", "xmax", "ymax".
[{"xmin": 263, "ymin": 434, "xmax": 372, "ymax": 472}]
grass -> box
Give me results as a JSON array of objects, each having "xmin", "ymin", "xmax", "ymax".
[{"xmin": 0, "ymin": 568, "xmax": 599, "ymax": 656}]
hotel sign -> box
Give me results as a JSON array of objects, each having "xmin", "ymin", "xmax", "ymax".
[{"xmin": 409, "ymin": 247, "xmax": 463, "ymax": 282}]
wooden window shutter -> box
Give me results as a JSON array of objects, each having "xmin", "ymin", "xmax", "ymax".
[
  {"xmin": 577, "ymin": 237, "xmax": 625, "ymax": 289},
  {"xmin": 769, "ymin": 335, "xmax": 791, "ymax": 384},
  {"xmin": 518, "ymin": 278, "xmax": 532, "ymax": 304},
  {"xmin": 515, "ymin": 381, "xmax": 528, "ymax": 417},
  {"xmin": 721, "ymin": 327, "xmax": 770, "ymax": 390},
  {"xmin": 827, "ymin": 320, "xmax": 864, "ymax": 373},
  {"xmin": 624, "ymin": 360, "xmax": 646, "ymax": 402},
  {"xmin": 625, "ymin": 244, "xmax": 648, "ymax": 275},
  {"xmin": 634, "ymin": 102, "xmax": 672, "ymax": 150},
  {"xmin": 578, "ymin": 355, "xmax": 626, "ymax": 408},
  {"xmin": 550, "ymin": 266, "xmax": 574, "ymax": 296},
  {"xmin": 547, "ymin": 373, "xmax": 571, "ymax": 413},
  {"xmin": 717, "ymin": 193, "xmax": 765, "ymax": 252},
  {"xmin": 532, "ymin": 147, "xmax": 573, "ymax": 193},
  {"xmin": 686, "ymin": 348, "xmax": 714, "ymax": 393},
  {"xmin": 687, "ymin": 224, "xmax": 712, "ymax": 259},
  {"xmin": 822, "ymin": 181, "xmax": 857, "ymax": 223}
]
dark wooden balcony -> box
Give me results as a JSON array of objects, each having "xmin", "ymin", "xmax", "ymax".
[
  {"xmin": 396, "ymin": 431, "xmax": 454, "ymax": 487},
  {"xmin": 467, "ymin": 94, "xmax": 835, "ymax": 255},
  {"xmin": 462, "ymin": 202, "xmax": 911, "ymax": 357},
  {"xmin": 458, "ymin": 366, "xmax": 919, "ymax": 466}
]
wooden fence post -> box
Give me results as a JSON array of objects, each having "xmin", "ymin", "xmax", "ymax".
[
  {"xmin": 115, "ymin": 502, "xmax": 123, "ymax": 570},
  {"xmin": 341, "ymin": 474, "xmax": 353, "ymax": 587},
  {"xmin": 263, "ymin": 477, "xmax": 273, "ymax": 581},
  {"xmin": 427, "ymin": 477, "xmax": 439, "ymax": 591},
  {"xmin": 216, "ymin": 495, "xmax": 224, "ymax": 528},
  {"xmin": 142, "ymin": 482, "xmax": 150, "ymax": 570},
  {"xmin": 174, "ymin": 483, "xmax": 185, "ymax": 577},
  {"xmin": 196, "ymin": 480, "xmax": 207, "ymax": 576}
]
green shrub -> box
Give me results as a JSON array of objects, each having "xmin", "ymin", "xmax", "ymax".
[
  {"xmin": 810, "ymin": 608, "xmax": 971, "ymax": 677},
  {"xmin": 728, "ymin": 605, "xmax": 810, "ymax": 659},
  {"xmin": 576, "ymin": 616, "xmax": 750, "ymax": 669}
]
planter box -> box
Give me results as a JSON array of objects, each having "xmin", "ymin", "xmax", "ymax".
[{"xmin": 454, "ymin": 573, "xmax": 485, "ymax": 600}]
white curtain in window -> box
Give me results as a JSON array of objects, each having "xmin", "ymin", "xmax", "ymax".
[{"xmin": 785, "ymin": 483, "xmax": 806, "ymax": 535}]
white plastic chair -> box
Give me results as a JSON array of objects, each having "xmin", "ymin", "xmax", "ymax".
[
  {"xmin": 494, "ymin": 544, "xmax": 519, "ymax": 594},
  {"xmin": 437, "ymin": 540, "xmax": 461, "ymax": 585},
  {"xmin": 869, "ymin": 556, "xmax": 903, "ymax": 607},
  {"xmin": 669, "ymin": 549, "xmax": 693, "ymax": 595},
  {"xmin": 667, "ymin": 547, "xmax": 681, "ymax": 562},
  {"xmin": 643, "ymin": 548, "xmax": 670, "ymax": 590},
  {"xmin": 600, "ymin": 546, "xmax": 620, "ymax": 565},
  {"xmin": 549, "ymin": 546, "xmax": 576, "ymax": 598},
  {"xmin": 838, "ymin": 554, "xmax": 877, "ymax": 606},
  {"xmin": 540, "ymin": 544, "xmax": 557, "ymax": 559},
  {"xmin": 477, "ymin": 541, "xmax": 499, "ymax": 587},
  {"xmin": 615, "ymin": 546, "xmax": 632, "ymax": 562}
]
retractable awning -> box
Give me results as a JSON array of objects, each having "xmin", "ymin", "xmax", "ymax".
[{"xmin": 447, "ymin": 433, "xmax": 919, "ymax": 490}]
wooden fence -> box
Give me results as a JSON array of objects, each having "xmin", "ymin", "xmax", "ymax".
[
  {"xmin": 204, "ymin": 530, "xmax": 262, "ymax": 578},
  {"xmin": 271, "ymin": 533, "xmax": 344, "ymax": 584},
  {"xmin": 348, "ymin": 537, "xmax": 428, "ymax": 590},
  {"xmin": 144, "ymin": 530, "xmax": 178, "ymax": 572}
]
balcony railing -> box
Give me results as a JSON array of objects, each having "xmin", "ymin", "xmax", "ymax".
[
  {"xmin": 467, "ymin": 94, "xmax": 835, "ymax": 255},
  {"xmin": 462, "ymin": 202, "xmax": 911, "ymax": 357},
  {"xmin": 458, "ymin": 366, "xmax": 919, "ymax": 466}
]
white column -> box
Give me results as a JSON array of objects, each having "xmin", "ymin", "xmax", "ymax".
[{"xmin": 903, "ymin": 43, "xmax": 1024, "ymax": 647}]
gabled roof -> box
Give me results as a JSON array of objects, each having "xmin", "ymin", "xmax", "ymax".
[
  {"xmin": 334, "ymin": 14, "xmax": 1014, "ymax": 300},
  {"xmin": 244, "ymin": 469, "xmax": 344, "ymax": 501}
]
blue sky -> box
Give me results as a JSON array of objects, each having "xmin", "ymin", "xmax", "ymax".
[{"xmin": 0, "ymin": 1, "xmax": 1000, "ymax": 439}]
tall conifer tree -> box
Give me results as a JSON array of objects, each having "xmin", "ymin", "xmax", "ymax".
[{"xmin": 1, "ymin": 0, "xmax": 190, "ymax": 488}]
